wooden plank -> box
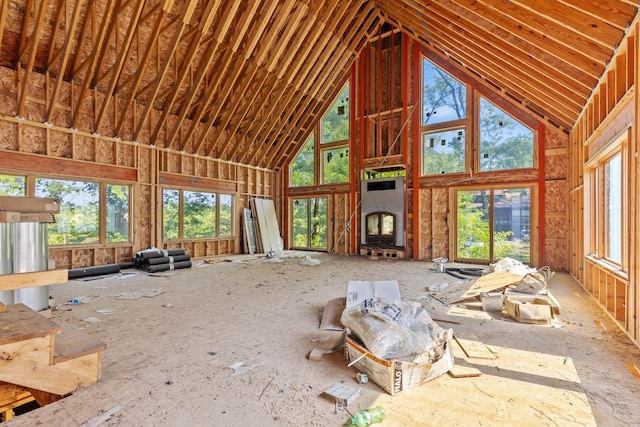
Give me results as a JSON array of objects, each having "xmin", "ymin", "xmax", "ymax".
[
  {"xmin": 0, "ymin": 270, "xmax": 68, "ymax": 292},
  {"xmin": 454, "ymin": 335, "xmax": 496, "ymax": 360},
  {"xmin": 432, "ymin": 271, "xmax": 524, "ymax": 305},
  {"xmin": 0, "ymin": 340, "xmax": 100, "ymax": 395},
  {"xmin": 0, "ymin": 304, "xmax": 60, "ymax": 346},
  {"xmin": 448, "ymin": 365, "xmax": 482, "ymax": 378},
  {"xmin": 0, "ymin": 150, "xmax": 137, "ymax": 182},
  {"xmin": 158, "ymin": 172, "xmax": 237, "ymax": 192},
  {"xmin": 53, "ymin": 322, "xmax": 107, "ymax": 364}
]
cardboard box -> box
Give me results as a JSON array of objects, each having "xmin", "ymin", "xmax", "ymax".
[
  {"xmin": 504, "ymin": 296, "xmax": 555, "ymax": 324},
  {"xmin": 0, "ymin": 211, "xmax": 56, "ymax": 223},
  {"xmin": 480, "ymin": 292, "xmax": 503, "ymax": 312},
  {"xmin": 344, "ymin": 334, "xmax": 453, "ymax": 395},
  {"xmin": 0, "ymin": 196, "xmax": 60, "ymax": 213},
  {"xmin": 345, "ymin": 280, "xmax": 401, "ymax": 307}
]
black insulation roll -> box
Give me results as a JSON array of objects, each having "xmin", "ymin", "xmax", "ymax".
[
  {"xmin": 119, "ymin": 261, "xmax": 135, "ymax": 269},
  {"xmin": 135, "ymin": 248, "xmax": 186, "ymax": 260},
  {"xmin": 145, "ymin": 260, "xmax": 192, "ymax": 273},
  {"xmin": 68, "ymin": 263, "xmax": 121, "ymax": 279},
  {"xmin": 144, "ymin": 254, "xmax": 191, "ymax": 266}
]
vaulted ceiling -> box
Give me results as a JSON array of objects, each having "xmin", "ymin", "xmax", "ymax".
[{"xmin": 0, "ymin": 1, "xmax": 637, "ymax": 169}]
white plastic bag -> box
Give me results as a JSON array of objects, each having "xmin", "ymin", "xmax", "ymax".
[{"xmin": 340, "ymin": 297, "xmax": 451, "ymax": 360}]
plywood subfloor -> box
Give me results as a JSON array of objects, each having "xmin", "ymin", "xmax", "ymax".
[{"xmin": 6, "ymin": 254, "xmax": 640, "ymax": 426}]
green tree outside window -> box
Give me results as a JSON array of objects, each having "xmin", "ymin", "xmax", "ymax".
[
  {"xmin": 479, "ymin": 97, "xmax": 534, "ymax": 171},
  {"xmin": 290, "ymin": 135, "xmax": 314, "ymax": 187}
]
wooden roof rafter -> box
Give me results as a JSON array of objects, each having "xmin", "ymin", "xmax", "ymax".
[
  {"xmin": 164, "ymin": 1, "xmax": 243, "ymax": 151},
  {"xmin": 258, "ymin": 3, "xmax": 379, "ymax": 167},
  {"xmin": 197, "ymin": 0, "xmax": 283, "ymax": 156},
  {"xmin": 132, "ymin": 0, "xmax": 200, "ymax": 142},
  {"xmin": 44, "ymin": 0, "xmax": 67, "ymax": 70},
  {"xmin": 46, "ymin": 0, "xmax": 88, "ymax": 123},
  {"xmin": 222, "ymin": 2, "xmax": 316, "ymax": 162},
  {"xmin": 94, "ymin": 0, "xmax": 148, "ymax": 134},
  {"xmin": 238, "ymin": 1, "xmax": 354, "ymax": 163},
  {"xmin": 240, "ymin": 0, "xmax": 355, "ymax": 164},
  {"xmin": 114, "ymin": 0, "xmax": 177, "ymax": 136},
  {"xmin": 222, "ymin": 1, "xmax": 346, "ymax": 161},
  {"xmin": 70, "ymin": 0, "xmax": 117, "ymax": 128},
  {"xmin": 195, "ymin": 0, "xmax": 303, "ymax": 158},
  {"xmin": 419, "ymin": 8, "xmax": 579, "ymax": 128},
  {"xmin": 192, "ymin": 0, "xmax": 281, "ymax": 155},
  {"xmin": 16, "ymin": 0, "xmax": 49, "ymax": 117},
  {"xmin": 264, "ymin": 5, "xmax": 379, "ymax": 169},
  {"xmin": 148, "ymin": 0, "xmax": 222, "ymax": 146}
]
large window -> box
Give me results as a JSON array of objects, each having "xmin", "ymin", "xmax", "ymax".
[
  {"xmin": 420, "ymin": 58, "xmax": 536, "ymax": 177},
  {"xmin": 321, "ymin": 82, "xmax": 350, "ymax": 144},
  {"xmin": 289, "ymin": 80, "xmax": 350, "ymax": 188},
  {"xmin": 605, "ymin": 154, "xmax": 622, "ymax": 263},
  {"xmin": 162, "ymin": 188, "xmax": 233, "ymax": 241},
  {"xmin": 1, "ymin": 174, "xmax": 130, "ymax": 246},
  {"xmin": 34, "ymin": 178, "xmax": 129, "ymax": 245},
  {"xmin": 290, "ymin": 135, "xmax": 314, "ymax": 187},
  {"xmin": 588, "ymin": 149, "xmax": 623, "ymax": 266},
  {"xmin": 479, "ymin": 97, "xmax": 534, "ymax": 171},
  {"xmin": 291, "ymin": 197, "xmax": 327, "ymax": 250},
  {"xmin": 456, "ymin": 187, "xmax": 531, "ymax": 263},
  {"xmin": 422, "ymin": 59, "xmax": 467, "ymax": 125},
  {"xmin": 422, "ymin": 128, "xmax": 466, "ymax": 175}
]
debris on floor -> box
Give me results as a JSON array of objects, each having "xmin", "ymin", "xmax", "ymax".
[
  {"xmin": 340, "ymin": 280, "xmax": 454, "ymax": 395},
  {"xmin": 322, "ymin": 383, "xmax": 360, "ymax": 406},
  {"xmin": 109, "ymin": 289, "xmax": 164, "ymax": 300}
]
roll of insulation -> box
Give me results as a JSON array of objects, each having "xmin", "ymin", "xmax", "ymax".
[
  {"xmin": 0, "ymin": 223, "xmax": 14, "ymax": 305},
  {"xmin": 13, "ymin": 222, "xmax": 49, "ymax": 311}
]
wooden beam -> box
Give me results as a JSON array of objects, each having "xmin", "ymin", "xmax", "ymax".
[
  {"xmin": 196, "ymin": 0, "xmax": 302, "ymax": 158},
  {"xmin": 263, "ymin": 4, "xmax": 378, "ymax": 169},
  {"xmin": 165, "ymin": 1, "xmax": 242, "ymax": 150},
  {"xmin": 71, "ymin": 0, "xmax": 117, "ymax": 128},
  {"xmin": 222, "ymin": 3, "xmax": 313, "ymax": 161},
  {"xmin": 238, "ymin": 5, "xmax": 344, "ymax": 163},
  {"xmin": 17, "ymin": 0, "xmax": 49, "ymax": 117},
  {"xmin": 158, "ymin": 172, "xmax": 237, "ymax": 192},
  {"xmin": 94, "ymin": 0, "xmax": 148, "ymax": 133},
  {"xmin": 0, "ymin": 148, "xmax": 137, "ymax": 181},
  {"xmin": 132, "ymin": 0, "xmax": 200, "ymax": 141},
  {"xmin": 220, "ymin": 1, "xmax": 340, "ymax": 161},
  {"xmin": 114, "ymin": 0, "xmax": 176, "ymax": 137},
  {"xmin": 0, "ymin": 0, "xmax": 7, "ymax": 51},
  {"xmin": 44, "ymin": 0, "xmax": 67, "ymax": 69},
  {"xmin": 148, "ymin": 0, "xmax": 222, "ymax": 145},
  {"xmin": 0, "ymin": 270, "xmax": 68, "ymax": 292},
  {"xmin": 194, "ymin": 0, "xmax": 281, "ymax": 154},
  {"xmin": 46, "ymin": 0, "xmax": 89, "ymax": 123}
]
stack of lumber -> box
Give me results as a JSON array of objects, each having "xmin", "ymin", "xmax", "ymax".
[{"xmin": 134, "ymin": 248, "xmax": 192, "ymax": 273}]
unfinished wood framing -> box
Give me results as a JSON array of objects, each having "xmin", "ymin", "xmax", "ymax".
[{"xmin": 569, "ymin": 19, "xmax": 640, "ymax": 345}]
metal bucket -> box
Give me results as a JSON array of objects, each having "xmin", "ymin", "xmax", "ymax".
[
  {"xmin": 0, "ymin": 223, "xmax": 14, "ymax": 304},
  {"xmin": 13, "ymin": 222, "xmax": 49, "ymax": 311}
]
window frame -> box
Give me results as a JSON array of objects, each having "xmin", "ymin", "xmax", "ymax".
[
  {"xmin": 419, "ymin": 55, "xmax": 538, "ymax": 178},
  {"xmin": 585, "ymin": 131, "xmax": 628, "ymax": 272},
  {"xmin": 452, "ymin": 184, "xmax": 536, "ymax": 264},
  {"xmin": 288, "ymin": 79, "xmax": 351, "ymax": 188},
  {"xmin": 161, "ymin": 187, "xmax": 234, "ymax": 242},
  {"xmin": 0, "ymin": 173, "xmax": 132, "ymax": 247},
  {"xmin": 290, "ymin": 196, "xmax": 328, "ymax": 250}
]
